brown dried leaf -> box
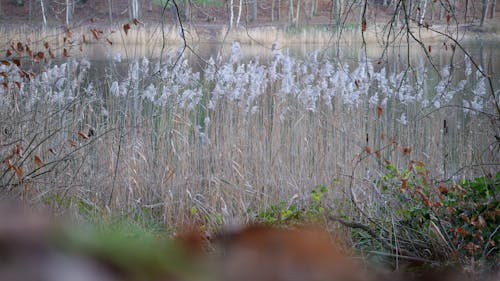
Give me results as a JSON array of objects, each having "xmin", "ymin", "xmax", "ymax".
[
  {"xmin": 123, "ymin": 23, "xmax": 131, "ymax": 35},
  {"xmin": 35, "ymin": 51, "xmax": 45, "ymax": 61},
  {"xmin": 34, "ymin": 155, "xmax": 43, "ymax": 167},
  {"xmin": 78, "ymin": 131, "xmax": 89, "ymax": 140},
  {"xmin": 3, "ymin": 156, "xmax": 13, "ymax": 165},
  {"xmin": 14, "ymin": 166, "xmax": 23, "ymax": 180},
  {"xmin": 132, "ymin": 18, "xmax": 142, "ymax": 25},
  {"xmin": 6, "ymin": 49, "xmax": 12, "ymax": 57},
  {"xmin": 16, "ymin": 42, "xmax": 24, "ymax": 52},
  {"xmin": 26, "ymin": 45, "xmax": 32, "ymax": 57},
  {"xmin": 361, "ymin": 17, "xmax": 367, "ymax": 32},
  {"xmin": 63, "ymin": 48, "xmax": 69, "ymax": 57},
  {"xmin": 68, "ymin": 140, "xmax": 77, "ymax": 147},
  {"xmin": 376, "ymin": 105, "xmax": 383, "ymax": 118},
  {"xmin": 473, "ymin": 215, "xmax": 487, "ymax": 229},
  {"xmin": 403, "ymin": 146, "xmax": 412, "ymax": 155},
  {"xmin": 13, "ymin": 144, "xmax": 23, "ymax": 156},
  {"xmin": 365, "ymin": 146, "xmax": 372, "ymax": 154},
  {"xmin": 90, "ymin": 29, "xmax": 100, "ymax": 40},
  {"xmin": 44, "ymin": 42, "xmax": 50, "ymax": 49},
  {"xmin": 66, "ymin": 27, "xmax": 72, "ymax": 38},
  {"xmin": 438, "ymin": 185, "xmax": 449, "ymax": 194}
]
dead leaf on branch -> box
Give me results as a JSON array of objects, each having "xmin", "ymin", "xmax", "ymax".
[
  {"xmin": 13, "ymin": 166, "xmax": 23, "ymax": 180},
  {"xmin": 123, "ymin": 23, "xmax": 131, "ymax": 35},
  {"xmin": 34, "ymin": 155, "xmax": 43, "ymax": 168},
  {"xmin": 376, "ymin": 105, "xmax": 383, "ymax": 118},
  {"xmin": 78, "ymin": 131, "xmax": 89, "ymax": 140}
]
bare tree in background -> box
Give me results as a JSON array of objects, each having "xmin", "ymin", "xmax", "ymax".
[
  {"xmin": 129, "ymin": 0, "xmax": 140, "ymax": 20},
  {"xmin": 491, "ymin": 0, "xmax": 496, "ymax": 18},
  {"xmin": 480, "ymin": 0, "xmax": 489, "ymax": 26}
]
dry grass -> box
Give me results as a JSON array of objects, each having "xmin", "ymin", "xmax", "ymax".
[{"xmin": 0, "ymin": 34, "xmax": 497, "ymax": 232}]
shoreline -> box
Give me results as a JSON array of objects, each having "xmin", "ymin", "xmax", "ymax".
[{"xmin": 1, "ymin": 20, "xmax": 498, "ymax": 48}]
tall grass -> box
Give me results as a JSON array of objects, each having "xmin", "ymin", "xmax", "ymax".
[{"xmin": 0, "ymin": 43, "xmax": 497, "ymax": 230}]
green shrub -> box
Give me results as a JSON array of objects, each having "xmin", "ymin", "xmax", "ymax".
[
  {"xmin": 251, "ymin": 185, "xmax": 330, "ymax": 225},
  {"xmin": 375, "ymin": 160, "xmax": 499, "ymax": 262}
]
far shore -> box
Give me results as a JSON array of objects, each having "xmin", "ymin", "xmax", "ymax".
[{"xmin": 1, "ymin": 19, "xmax": 499, "ymax": 49}]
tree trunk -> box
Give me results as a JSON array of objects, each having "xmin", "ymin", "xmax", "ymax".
[
  {"xmin": 184, "ymin": 1, "xmax": 190, "ymax": 20},
  {"xmin": 490, "ymin": 0, "xmax": 496, "ymax": 18},
  {"xmin": 129, "ymin": 0, "xmax": 140, "ymax": 20},
  {"xmin": 229, "ymin": 0, "xmax": 234, "ymax": 28},
  {"xmin": 419, "ymin": 0, "xmax": 427, "ymax": 24},
  {"xmin": 295, "ymin": 0, "xmax": 301, "ymax": 26},
  {"xmin": 288, "ymin": 0, "xmax": 294, "ymax": 22},
  {"xmin": 40, "ymin": 0, "xmax": 47, "ymax": 27},
  {"xmin": 277, "ymin": 0, "xmax": 281, "ymax": 20},
  {"xmin": 438, "ymin": 2, "xmax": 443, "ymax": 21},
  {"xmin": 480, "ymin": 0, "xmax": 489, "ymax": 26},
  {"xmin": 66, "ymin": 0, "xmax": 70, "ymax": 26},
  {"xmin": 252, "ymin": 0, "xmax": 257, "ymax": 21},
  {"xmin": 307, "ymin": 0, "xmax": 314, "ymax": 20},
  {"xmin": 108, "ymin": 0, "xmax": 113, "ymax": 25},
  {"xmin": 271, "ymin": 0, "xmax": 275, "ymax": 21},
  {"xmin": 236, "ymin": 0, "xmax": 243, "ymax": 27},
  {"xmin": 29, "ymin": 0, "xmax": 33, "ymax": 22}
]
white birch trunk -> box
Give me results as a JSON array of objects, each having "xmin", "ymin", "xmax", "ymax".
[
  {"xmin": 295, "ymin": 0, "xmax": 301, "ymax": 25},
  {"xmin": 40, "ymin": 0, "xmax": 47, "ymax": 27},
  {"xmin": 229, "ymin": 0, "xmax": 234, "ymax": 29},
  {"xmin": 66, "ymin": 0, "xmax": 70, "ymax": 26},
  {"xmin": 236, "ymin": 0, "xmax": 243, "ymax": 27},
  {"xmin": 419, "ymin": 0, "xmax": 427, "ymax": 24},
  {"xmin": 108, "ymin": 0, "xmax": 113, "ymax": 24}
]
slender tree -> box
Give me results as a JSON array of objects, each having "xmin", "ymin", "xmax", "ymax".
[
  {"xmin": 236, "ymin": 0, "xmax": 243, "ymax": 27},
  {"xmin": 108, "ymin": 0, "xmax": 113, "ymax": 25},
  {"xmin": 40, "ymin": 0, "xmax": 47, "ymax": 27},
  {"xmin": 490, "ymin": 0, "xmax": 496, "ymax": 18},
  {"xmin": 229, "ymin": 0, "xmax": 235, "ymax": 28},
  {"xmin": 480, "ymin": 0, "xmax": 489, "ymax": 26},
  {"xmin": 252, "ymin": 0, "xmax": 258, "ymax": 21}
]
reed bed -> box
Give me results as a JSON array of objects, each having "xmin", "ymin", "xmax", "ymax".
[{"xmin": 0, "ymin": 43, "xmax": 497, "ymax": 229}]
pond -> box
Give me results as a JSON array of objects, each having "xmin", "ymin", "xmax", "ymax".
[{"xmin": 0, "ymin": 38, "xmax": 498, "ymax": 212}]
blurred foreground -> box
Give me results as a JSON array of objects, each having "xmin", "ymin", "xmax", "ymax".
[{"xmin": 0, "ymin": 202, "xmax": 498, "ymax": 281}]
